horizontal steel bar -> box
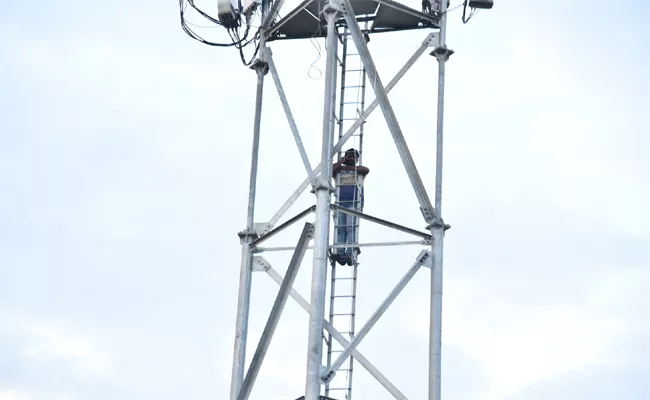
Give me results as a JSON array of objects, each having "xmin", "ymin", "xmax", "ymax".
[
  {"xmin": 331, "ymin": 204, "xmax": 433, "ymax": 240},
  {"xmin": 254, "ymin": 240, "xmax": 428, "ymax": 253}
]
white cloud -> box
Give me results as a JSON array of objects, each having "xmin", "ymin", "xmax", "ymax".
[
  {"xmin": 20, "ymin": 324, "xmax": 112, "ymax": 377},
  {"xmin": 0, "ymin": 389, "xmax": 32, "ymax": 400},
  {"xmin": 0, "ymin": 314, "xmax": 113, "ymax": 380},
  {"xmin": 0, "ymin": 388, "xmax": 79, "ymax": 400}
]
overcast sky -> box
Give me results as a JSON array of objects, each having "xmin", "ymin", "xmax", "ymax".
[{"xmin": 1, "ymin": 0, "xmax": 649, "ymax": 399}]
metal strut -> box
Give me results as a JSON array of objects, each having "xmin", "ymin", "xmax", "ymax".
[
  {"xmin": 429, "ymin": 0, "xmax": 451, "ymax": 398},
  {"xmin": 230, "ymin": 53, "xmax": 268, "ymax": 400},
  {"xmin": 325, "ymin": 21, "xmax": 369, "ymax": 400},
  {"xmin": 304, "ymin": 5, "xmax": 339, "ymax": 400}
]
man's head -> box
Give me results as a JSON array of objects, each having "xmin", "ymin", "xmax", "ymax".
[{"xmin": 344, "ymin": 148, "xmax": 360, "ymax": 165}]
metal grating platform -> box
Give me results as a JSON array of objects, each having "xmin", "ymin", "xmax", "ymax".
[{"xmin": 266, "ymin": 0, "xmax": 440, "ymax": 41}]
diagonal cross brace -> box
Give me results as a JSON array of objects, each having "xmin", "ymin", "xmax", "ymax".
[
  {"xmin": 262, "ymin": 264, "xmax": 409, "ymax": 400},
  {"xmin": 264, "ymin": 47, "xmax": 317, "ymax": 186},
  {"xmin": 321, "ymin": 250, "xmax": 431, "ymax": 383},
  {"xmin": 264, "ymin": 32, "xmax": 437, "ymax": 233},
  {"xmin": 250, "ymin": 205, "xmax": 316, "ymax": 249},
  {"xmin": 338, "ymin": 0, "xmax": 436, "ymax": 223},
  {"xmin": 236, "ymin": 222, "xmax": 315, "ymax": 400}
]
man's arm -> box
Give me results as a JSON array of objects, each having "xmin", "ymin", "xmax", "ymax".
[
  {"xmin": 356, "ymin": 166, "xmax": 370, "ymax": 176},
  {"xmin": 335, "ymin": 165, "xmax": 370, "ymax": 176},
  {"xmin": 332, "ymin": 162, "xmax": 342, "ymax": 177}
]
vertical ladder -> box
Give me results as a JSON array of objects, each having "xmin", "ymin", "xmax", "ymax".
[{"xmin": 325, "ymin": 24, "xmax": 368, "ymax": 400}]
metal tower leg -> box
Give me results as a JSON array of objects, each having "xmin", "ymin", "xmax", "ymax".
[
  {"xmin": 326, "ymin": 22, "xmax": 368, "ymax": 400},
  {"xmin": 230, "ymin": 4, "xmax": 272, "ymax": 398},
  {"xmin": 430, "ymin": 1, "xmax": 450, "ymax": 399},
  {"xmin": 305, "ymin": 6, "xmax": 339, "ymax": 400},
  {"xmin": 230, "ymin": 57, "xmax": 268, "ymax": 400}
]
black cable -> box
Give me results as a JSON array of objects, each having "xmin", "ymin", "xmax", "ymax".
[
  {"xmin": 233, "ymin": 23, "xmax": 253, "ymax": 48},
  {"xmin": 180, "ymin": 0, "xmax": 258, "ymax": 48},
  {"xmin": 461, "ymin": 0, "xmax": 476, "ymax": 24},
  {"xmin": 178, "ymin": 0, "xmax": 264, "ymax": 66},
  {"xmin": 183, "ymin": 19, "xmax": 220, "ymax": 29},
  {"xmin": 179, "ymin": 0, "xmax": 235, "ymax": 47},
  {"xmin": 445, "ymin": 2, "xmax": 465, "ymax": 13},
  {"xmin": 186, "ymin": 0, "xmax": 221, "ymax": 25},
  {"xmin": 230, "ymin": 27, "xmax": 261, "ymax": 66}
]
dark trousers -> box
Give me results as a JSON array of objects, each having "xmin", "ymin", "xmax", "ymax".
[{"xmin": 335, "ymin": 185, "xmax": 363, "ymax": 255}]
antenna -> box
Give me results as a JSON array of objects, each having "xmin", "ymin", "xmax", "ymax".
[{"xmin": 178, "ymin": 0, "xmax": 493, "ymax": 399}]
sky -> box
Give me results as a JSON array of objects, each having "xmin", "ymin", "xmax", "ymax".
[{"xmin": 1, "ymin": 0, "xmax": 649, "ymax": 399}]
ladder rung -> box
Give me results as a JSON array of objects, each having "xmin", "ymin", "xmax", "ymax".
[
  {"xmin": 333, "ymin": 295, "xmax": 355, "ymax": 298},
  {"xmin": 333, "ymin": 277, "xmax": 356, "ymax": 280},
  {"xmin": 343, "ymin": 85, "xmax": 363, "ymax": 89},
  {"xmin": 331, "ymin": 313, "xmax": 355, "ymax": 316},
  {"xmin": 345, "ymin": 68, "xmax": 364, "ymax": 72}
]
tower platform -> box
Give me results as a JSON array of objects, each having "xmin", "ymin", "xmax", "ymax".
[{"xmin": 266, "ymin": 0, "xmax": 440, "ymax": 41}]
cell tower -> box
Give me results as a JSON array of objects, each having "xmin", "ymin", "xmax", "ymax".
[{"xmin": 179, "ymin": 0, "xmax": 492, "ymax": 399}]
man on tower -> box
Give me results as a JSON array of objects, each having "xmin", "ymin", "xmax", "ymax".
[{"xmin": 331, "ymin": 148, "xmax": 370, "ymax": 266}]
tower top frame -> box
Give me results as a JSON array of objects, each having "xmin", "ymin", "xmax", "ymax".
[{"xmin": 265, "ymin": 0, "xmax": 440, "ymax": 41}]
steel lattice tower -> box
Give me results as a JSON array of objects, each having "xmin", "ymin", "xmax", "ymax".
[{"xmin": 197, "ymin": 0, "xmax": 497, "ymax": 399}]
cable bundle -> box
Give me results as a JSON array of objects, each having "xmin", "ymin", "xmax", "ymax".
[{"xmin": 179, "ymin": 0, "xmax": 262, "ymax": 65}]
